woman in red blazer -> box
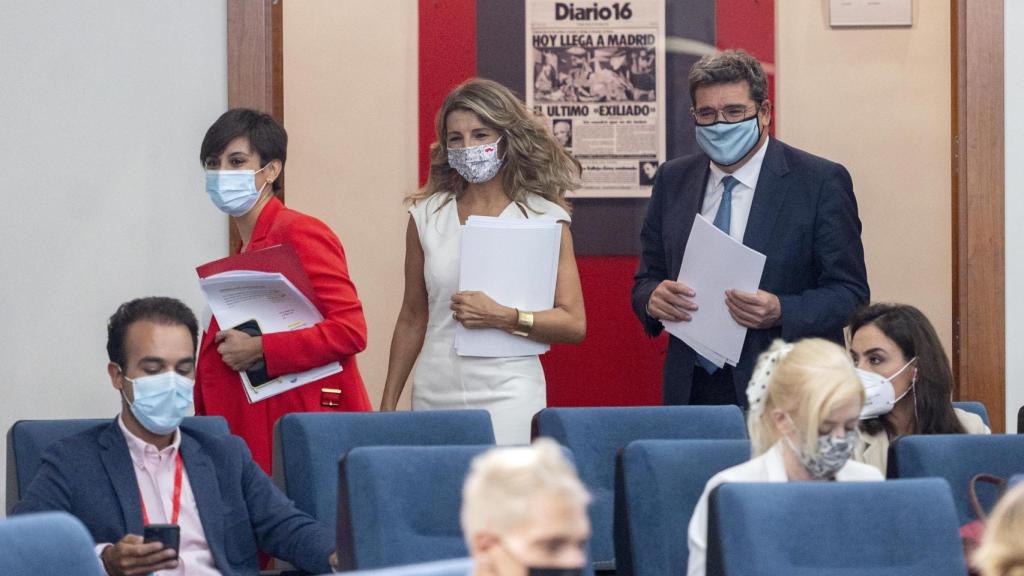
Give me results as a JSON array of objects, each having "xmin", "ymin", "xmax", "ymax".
[{"xmin": 195, "ymin": 108, "xmax": 371, "ymax": 472}]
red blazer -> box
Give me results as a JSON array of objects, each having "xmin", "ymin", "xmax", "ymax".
[{"xmin": 195, "ymin": 197, "xmax": 371, "ymax": 473}]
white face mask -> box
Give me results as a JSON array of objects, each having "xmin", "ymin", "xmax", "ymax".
[
  {"xmin": 447, "ymin": 138, "xmax": 503, "ymax": 183},
  {"xmin": 857, "ymin": 357, "xmax": 917, "ymax": 420}
]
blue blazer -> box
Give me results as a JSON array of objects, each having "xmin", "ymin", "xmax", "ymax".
[
  {"xmin": 632, "ymin": 138, "xmax": 869, "ymax": 404},
  {"xmin": 14, "ymin": 418, "xmax": 334, "ymax": 576}
]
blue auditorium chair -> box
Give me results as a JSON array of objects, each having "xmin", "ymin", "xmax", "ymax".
[
  {"xmin": 335, "ymin": 445, "xmax": 492, "ymax": 571},
  {"xmin": 614, "ymin": 439, "xmax": 750, "ymax": 576},
  {"xmin": 0, "ymin": 511, "xmax": 105, "ymax": 575},
  {"xmin": 952, "ymin": 401, "xmax": 990, "ymax": 427},
  {"xmin": 532, "ymin": 406, "xmax": 746, "ymax": 571},
  {"xmin": 888, "ymin": 434, "xmax": 1024, "ymax": 523},
  {"xmin": 335, "ymin": 557, "xmax": 474, "ymax": 576},
  {"xmin": 273, "ymin": 411, "xmax": 495, "ymax": 544},
  {"xmin": 706, "ymin": 479, "xmax": 965, "ymax": 576},
  {"xmin": 5, "ymin": 416, "xmax": 229, "ymax": 514}
]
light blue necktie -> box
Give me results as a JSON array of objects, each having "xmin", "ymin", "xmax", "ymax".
[{"xmin": 696, "ymin": 175, "xmax": 739, "ymax": 374}]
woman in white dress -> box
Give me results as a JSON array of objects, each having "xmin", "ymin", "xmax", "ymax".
[
  {"xmin": 379, "ymin": 78, "xmax": 586, "ymax": 445},
  {"xmin": 686, "ymin": 338, "xmax": 883, "ymax": 576}
]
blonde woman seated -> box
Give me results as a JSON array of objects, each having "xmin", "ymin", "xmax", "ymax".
[
  {"xmin": 686, "ymin": 339, "xmax": 883, "ymax": 576},
  {"xmin": 848, "ymin": 303, "xmax": 989, "ymax": 474},
  {"xmin": 973, "ymin": 482, "xmax": 1024, "ymax": 576},
  {"xmin": 462, "ymin": 439, "xmax": 592, "ymax": 576}
]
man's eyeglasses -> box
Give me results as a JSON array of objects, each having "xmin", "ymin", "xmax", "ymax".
[{"xmin": 691, "ymin": 104, "xmax": 759, "ymax": 126}]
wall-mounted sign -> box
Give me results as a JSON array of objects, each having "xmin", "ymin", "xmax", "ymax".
[
  {"xmin": 829, "ymin": 0, "xmax": 912, "ymax": 28},
  {"xmin": 526, "ymin": 0, "xmax": 666, "ymax": 198}
]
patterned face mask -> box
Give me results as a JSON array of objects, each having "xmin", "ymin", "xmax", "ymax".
[
  {"xmin": 783, "ymin": 414, "xmax": 857, "ymax": 480},
  {"xmin": 447, "ymin": 137, "xmax": 503, "ymax": 183}
]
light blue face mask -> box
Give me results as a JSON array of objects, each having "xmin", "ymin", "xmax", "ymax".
[
  {"xmin": 205, "ymin": 166, "xmax": 269, "ymax": 216},
  {"xmin": 122, "ymin": 371, "xmax": 195, "ymax": 436},
  {"xmin": 695, "ymin": 114, "xmax": 761, "ymax": 167}
]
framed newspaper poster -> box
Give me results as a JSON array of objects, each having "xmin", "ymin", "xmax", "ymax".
[{"xmin": 526, "ymin": 0, "xmax": 666, "ymax": 198}]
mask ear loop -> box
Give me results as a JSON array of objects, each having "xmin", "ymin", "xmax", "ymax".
[
  {"xmin": 254, "ymin": 163, "xmax": 275, "ymax": 198},
  {"xmin": 910, "ymin": 367, "xmax": 919, "ymax": 433},
  {"xmin": 781, "ymin": 412, "xmax": 807, "ymax": 459},
  {"xmin": 117, "ymin": 366, "xmax": 135, "ymax": 407}
]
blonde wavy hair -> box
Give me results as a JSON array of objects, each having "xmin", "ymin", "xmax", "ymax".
[
  {"xmin": 409, "ymin": 78, "xmax": 581, "ymax": 213},
  {"xmin": 974, "ymin": 482, "xmax": 1024, "ymax": 576},
  {"xmin": 747, "ymin": 338, "xmax": 865, "ymax": 457},
  {"xmin": 461, "ymin": 439, "xmax": 590, "ymax": 544}
]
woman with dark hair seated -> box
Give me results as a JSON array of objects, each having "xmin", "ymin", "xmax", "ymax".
[
  {"xmin": 195, "ymin": 108, "xmax": 371, "ymax": 472},
  {"xmin": 848, "ymin": 302, "xmax": 989, "ymax": 473}
]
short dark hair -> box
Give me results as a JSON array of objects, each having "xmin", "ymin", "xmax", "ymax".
[
  {"xmin": 687, "ymin": 49, "xmax": 769, "ymax": 106},
  {"xmin": 849, "ymin": 303, "xmax": 967, "ymax": 437},
  {"xmin": 199, "ymin": 108, "xmax": 287, "ymax": 193},
  {"xmin": 107, "ymin": 297, "xmax": 199, "ymax": 368}
]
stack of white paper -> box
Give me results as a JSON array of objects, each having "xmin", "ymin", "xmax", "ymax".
[
  {"xmin": 661, "ymin": 214, "xmax": 767, "ymax": 367},
  {"xmin": 199, "ymin": 271, "xmax": 342, "ymax": 403},
  {"xmin": 454, "ymin": 215, "xmax": 562, "ymax": 357}
]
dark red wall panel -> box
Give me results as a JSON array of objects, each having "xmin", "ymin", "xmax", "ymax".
[
  {"xmin": 542, "ymin": 257, "xmax": 667, "ymax": 407},
  {"xmin": 419, "ymin": 0, "xmax": 478, "ymax": 185}
]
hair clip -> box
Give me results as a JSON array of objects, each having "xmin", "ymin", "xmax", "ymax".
[{"xmin": 746, "ymin": 343, "xmax": 794, "ymax": 414}]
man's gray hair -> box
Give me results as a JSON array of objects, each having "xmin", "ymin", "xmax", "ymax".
[{"xmin": 687, "ymin": 49, "xmax": 768, "ymax": 105}]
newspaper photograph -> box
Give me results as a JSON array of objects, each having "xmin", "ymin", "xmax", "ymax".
[{"xmin": 526, "ymin": 0, "xmax": 666, "ymax": 197}]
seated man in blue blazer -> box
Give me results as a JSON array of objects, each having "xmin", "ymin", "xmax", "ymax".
[
  {"xmin": 15, "ymin": 297, "xmax": 337, "ymax": 575},
  {"xmin": 632, "ymin": 49, "xmax": 869, "ymax": 406}
]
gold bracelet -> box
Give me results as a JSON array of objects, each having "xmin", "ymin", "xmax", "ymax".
[{"xmin": 511, "ymin": 309, "xmax": 534, "ymax": 337}]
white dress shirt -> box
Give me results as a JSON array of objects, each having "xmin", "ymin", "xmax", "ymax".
[
  {"xmin": 685, "ymin": 441, "xmax": 884, "ymax": 576},
  {"xmin": 700, "ymin": 136, "xmax": 770, "ymax": 243}
]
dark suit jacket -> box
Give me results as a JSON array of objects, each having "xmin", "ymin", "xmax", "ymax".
[
  {"xmin": 14, "ymin": 419, "xmax": 334, "ymax": 576},
  {"xmin": 632, "ymin": 138, "xmax": 869, "ymax": 404}
]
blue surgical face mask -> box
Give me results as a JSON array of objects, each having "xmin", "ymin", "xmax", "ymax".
[
  {"xmin": 122, "ymin": 370, "xmax": 194, "ymax": 436},
  {"xmin": 695, "ymin": 114, "xmax": 761, "ymax": 167},
  {"xmin": 205, "ymin": 166, "xmax": 269, "ymax": 216}
]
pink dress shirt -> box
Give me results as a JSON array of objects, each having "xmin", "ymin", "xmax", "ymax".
[{"xmin": 94, "ymin": 416, "xmax": 218, "ymax": 575}]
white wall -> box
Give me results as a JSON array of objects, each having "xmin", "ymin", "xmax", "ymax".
[
  {"xmin": 0, "ymin": 1, "xmax": 228, "ymax": 511},
  {"xmin": 776, "ymin": 1, "xmax": 953, "ymax": 359},
  {"xmin": 1005, "ymin": 0, "xmax": 1024, "ymax": 431}
]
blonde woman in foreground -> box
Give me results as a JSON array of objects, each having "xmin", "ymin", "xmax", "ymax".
[
  {"xmin": 686, "ymin": 338, "xmax": 884, "ymax": 576},
  {"xmin": 974, "ymin": 482, "xmax": 1024, "ymax": 576},
  {"xmin": 462, "ymin": 439, "xmax": 592, "ymax": 576},
  {"xmin": 380, "ymin": 78, "xmax": 586, "ymax": 444}
]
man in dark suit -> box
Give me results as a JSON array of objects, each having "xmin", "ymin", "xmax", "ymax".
[
  {"xmin": 632, "ymin": 49, "xmax": 869, "ymax": 406},
  {"xmin": 15, "ymin": 297, "xmax": 337, "ymax": 575}
]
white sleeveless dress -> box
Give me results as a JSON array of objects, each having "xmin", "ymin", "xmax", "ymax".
[{"xmin": 408, "ymin": 192, "xmax": 571, "ymax": 445}]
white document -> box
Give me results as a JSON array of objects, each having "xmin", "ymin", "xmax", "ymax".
[
  {"xmin": 454, "ymin": 216, "xmax": 562, "ymax": 357},
  {"xmin": 661, "ymin": 214, "xmax": 767, "ymax": 366},
  {"xmin": 199, "ymin": 271, "xmax": 342, "ymax": 403}
]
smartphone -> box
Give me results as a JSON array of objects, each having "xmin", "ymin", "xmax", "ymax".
[
  {"xmin": 231, "ymin": 319, "xmax": 271, "ymax": 387},
  {"xmin": 143, "ymin": 524, "xmax": 180, "ymax": 558}
]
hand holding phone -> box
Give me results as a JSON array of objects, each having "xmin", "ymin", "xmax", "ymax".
[
  {"xmin": 101, "ymin": 533, "xmax": 178, "ymax": 576},
  {"xmin": 143, "ymin": 524, "xmax": 180, "ymax": 559}
]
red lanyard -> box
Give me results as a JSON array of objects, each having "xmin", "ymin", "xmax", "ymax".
[{"xmin": 140, "ymin": 452, "xmax": 184, "ymax": 525}]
